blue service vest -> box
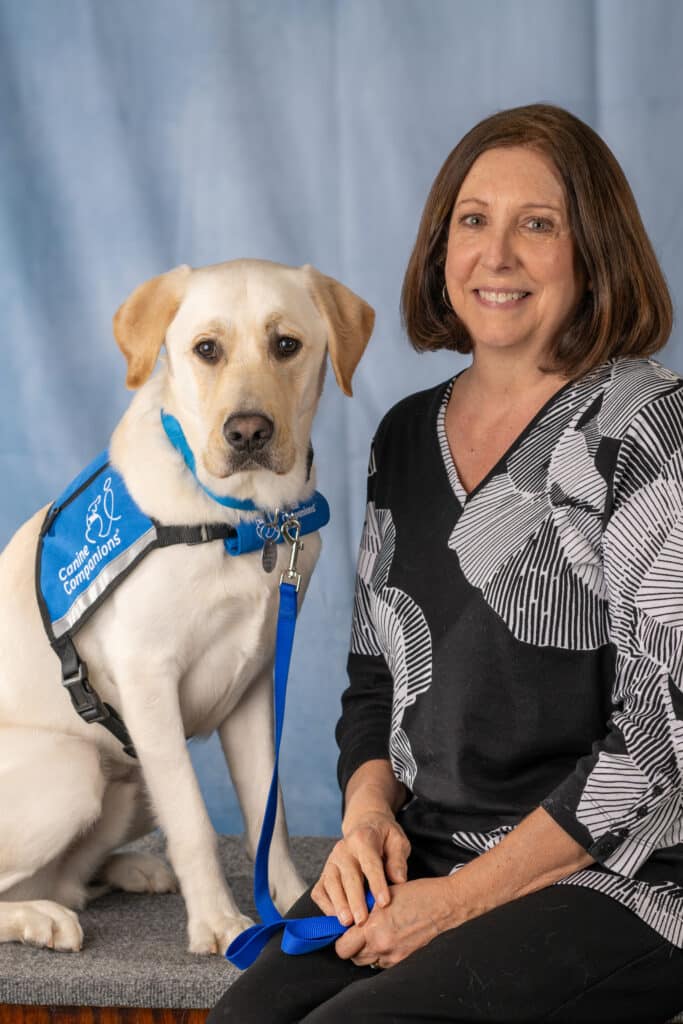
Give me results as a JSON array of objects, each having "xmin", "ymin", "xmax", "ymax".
[
  {"xmin": 38, "ymin": 452, "xmax": 159, "ymax": 642},
  {"xmin": 36, "ymin": 450, "xmax": 330, "ymax": 755}
]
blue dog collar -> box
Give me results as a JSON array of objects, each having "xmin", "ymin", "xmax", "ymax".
[
  {"xmin": 160, "ymin": 410, "xmax": 329, "ymax": 553},
  {"xmin": 161, "ymin": 411, "xmax": 259, "ymax": 511},
  {"xmin": 225, "ymin": 495, "xmax": 330, "ymax": 557}
]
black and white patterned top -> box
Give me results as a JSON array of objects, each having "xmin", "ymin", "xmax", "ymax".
[{"xmin": 336, "ymin": 357, "xmax": 683, "ymax": 948}]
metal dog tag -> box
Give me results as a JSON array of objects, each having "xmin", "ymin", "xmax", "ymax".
[
  {"xmin": 258, "ymin": 508, "xmax": 281, "ymax": 573},
  {"xmin": 261, "ymin": 538, "xmax": 277, "ymax": 573}
]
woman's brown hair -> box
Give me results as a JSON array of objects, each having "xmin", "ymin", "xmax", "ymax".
[{"xmin": 401, "ymin": 103, "xmax": 673, "ymax": 378}]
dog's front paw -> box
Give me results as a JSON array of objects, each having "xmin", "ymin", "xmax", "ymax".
[
  {"xmin": 99, "ymin": 852, "xmax": 178, "ymax": 894},
  {"xmin": 2, "ymin": 900, "xmax": 84, "ymax": 952},
  {"xmin": 188, "ymin": 911, "xmax": 254, "ymax": 956}
]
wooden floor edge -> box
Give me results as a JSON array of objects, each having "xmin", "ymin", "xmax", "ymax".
[{"xmin": 0, "ymin": 1006, "xmax": 210, "ymax": 1023}]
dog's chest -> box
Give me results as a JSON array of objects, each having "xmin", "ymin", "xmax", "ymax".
[
  {"xmin": 115, "ymin": 536, "xmax": 318, "ymax": 735},
  {"xmin": 173, "ymin": 548, "xmax": 274, "ymax": 718},
  {"xmin": 74, "ymin": 526, "xmax": 320, "ymax": 742}
]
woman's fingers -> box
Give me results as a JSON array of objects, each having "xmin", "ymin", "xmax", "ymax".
[
  {"xmin": 358, "ymin": 849, "xmax": 391, "ymax": 908},
  {"xmin": 334, "ymin": 922, "xmax": 366, "ymax": 961},
  {"xmin": 384, "ymin": 826, "xmax": 411, "ymax": 884},
  {"xmin": 337, "ymin": 856, "xmax": 373, "ymax": 924},
  {"xmin": 315, "ymin": 845, "xmax": 382, "ymax": 925},
  {"xmin": 313, "ymin": 817, "xmax": 411, "ymax": 930},
  {"xmin": 317, "ymin": 850, "xmax": 374, "ymax": 925},
  {"xmin": 310, "ymin": 877, "xmax": 336, "ymax": 916},
  {"xmin": 319, "ymin": 861, "xmax": 355, "ymax": 926}
]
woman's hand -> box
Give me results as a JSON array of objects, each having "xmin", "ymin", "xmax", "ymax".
[
  {"xmin": 333, "ymin": 806, "xmax": 595, "ymax": 969},
  {"xmin": 311, "ymin": 809, "xmax": 411, "ymax": 926},
  {"xmin": 311, "ymin": 759, "xmax": 410, "ymax": 926},
  {"xmin": 335, "ymin": 877, "xmax": 461, "ymax": 968}
]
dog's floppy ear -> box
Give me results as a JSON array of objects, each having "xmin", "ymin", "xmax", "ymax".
[
  {"xmin": 113, "ymin": 264, "xmax": 192, "ymax": 389},
  {"xmin": 303, "ymin": 265, "xmax": 375, "ymax": 397}
]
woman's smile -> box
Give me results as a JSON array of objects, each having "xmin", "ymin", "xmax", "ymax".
[{"xmin": 473, "ymin": 288, "xmax": 531, "ymax": 308}]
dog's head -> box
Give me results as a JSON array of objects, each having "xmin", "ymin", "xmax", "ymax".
[{"xmin": 112, "ymin": 260, "xmax": 374, "ymax": 496}]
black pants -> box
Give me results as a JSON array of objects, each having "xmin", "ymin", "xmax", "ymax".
[{"xmin": 208, "ymin": 885, "xmax": 683, "ymax": 1023}]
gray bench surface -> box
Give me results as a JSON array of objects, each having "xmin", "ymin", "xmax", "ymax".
[
  {"xmin": 0, "ymin": 834, "xmax": 334, "ymax": 1009},
  {"xmin": 1, "ymin": 834, "xmax": 682, "ymax": 1020}
]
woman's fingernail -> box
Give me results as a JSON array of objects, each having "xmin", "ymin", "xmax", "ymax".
[
  {"xmin": 378, "ymin": 892, "xmax": 389, "ymax": 907},
  {"xmin": 340, "ymin": 910, "xmax": 352, "ymax": 925}
]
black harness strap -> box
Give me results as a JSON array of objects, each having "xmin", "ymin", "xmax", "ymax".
[
  {"xmin": 51, "ymin": 522, "xmax": 237, "ymax": 760},
  {"xmin": 55, "ymin": 635, "xmax": 137, "ymax": 759},
  {"xmin": 154, "ymin": 523, "xmax": 237, "ymax": 546}
]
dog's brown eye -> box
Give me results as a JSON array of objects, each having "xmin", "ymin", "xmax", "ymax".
[
  {"xmin": 194, "ymin": 339, "xmax": 220, "ymax": 363},
  {"xmin": 276, "ymin": 336, "xmax": 301, "ymax": 358}
]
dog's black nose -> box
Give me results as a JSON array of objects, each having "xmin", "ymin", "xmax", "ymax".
[{"xmin": 223, "ymin": 412, "xmax": 274, "ymax": 452}]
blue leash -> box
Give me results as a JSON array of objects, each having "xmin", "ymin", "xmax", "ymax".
[{"xmin": 225, "ymin": 549, "xmax": 371, "ymax": 968}]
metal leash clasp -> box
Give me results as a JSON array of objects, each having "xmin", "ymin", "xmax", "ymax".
[{"xmin": 280, "ymin": 517, "xmax": 303, "ymax": 592}]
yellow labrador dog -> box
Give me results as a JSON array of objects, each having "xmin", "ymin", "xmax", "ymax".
[{"xmin": 0, "ymin": 259, "xmax": 373, "ymax": 955}]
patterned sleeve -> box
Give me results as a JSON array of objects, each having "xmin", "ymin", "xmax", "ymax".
[
  {"xmin": 542, "ymin": 385, "xmax": 683, "ymax": 875},
  {"xmin": 335, "ymin": 438, "xmax": 394, "ymax": 797}
]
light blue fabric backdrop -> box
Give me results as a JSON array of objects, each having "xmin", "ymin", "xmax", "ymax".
[{"xmin": 1, "ymin": 0, "xmax": 682, "ymax": 836}]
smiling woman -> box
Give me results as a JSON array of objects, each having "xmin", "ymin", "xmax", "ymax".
[
  {"xmin": 210, "ymin": 105, "xmax": 683, "ymax": 1024},
  {"xmin": 445, "ymin": 147, "xmax": 583, "ymax": 358},
  {"xmin": 402, "ymin": 103, "xmax": 672, "ymax": 378},
  {"xmin": 440, "ymin": 145, "xmax": 581, "ymax": 493}
]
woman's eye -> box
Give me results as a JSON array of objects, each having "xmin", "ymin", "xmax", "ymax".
[
  {"xmin": 194, "ymin": 339, "xmax": 220, "ymax": 362},
  {"xmin": 461, "ymin": 214, "xmax": 484, "ymax": 227},
  {"xmin": 527, "ymin": 217, "xmax": 553, "ymax": 232},
  {"xmin": 276, "ymin": 336, "xmax": 301, "ymax": 358}
]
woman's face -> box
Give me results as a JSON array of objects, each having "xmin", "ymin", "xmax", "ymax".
[{"xmin": 444, "ymin": 145, "xmax": 586, "ymax": 363}]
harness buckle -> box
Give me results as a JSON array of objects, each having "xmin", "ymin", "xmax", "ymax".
[{"xmin": 62, "ymin": 659, "xmax": 108, "ymax": 724}]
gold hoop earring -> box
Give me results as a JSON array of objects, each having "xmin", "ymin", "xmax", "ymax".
[{"xmin": 442, "ymin": 283, "xmax": 453, "ymax": 311}]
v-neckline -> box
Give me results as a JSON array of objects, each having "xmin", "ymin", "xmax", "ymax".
[{"xmin": 436, "ymin": 372, "xmax": 576, "ymax": 506}]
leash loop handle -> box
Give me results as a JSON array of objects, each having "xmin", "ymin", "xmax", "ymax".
[{"xmin": 226, "ymin": 893, "xmax": 375, "ymax": 969}]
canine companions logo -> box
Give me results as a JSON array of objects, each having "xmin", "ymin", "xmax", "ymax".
[
  {"xmin": 58, "ymin": 476, "xmax": 123, "ymax": 596},
  {"xmin": 85, "ymin": 476, "xmax": 121, "ymax": 543}
]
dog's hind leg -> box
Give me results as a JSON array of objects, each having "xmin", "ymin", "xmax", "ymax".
[
  {"xmin": 0, "ymin": 726, "xmax": 105, "ymax": 950},
  {"xmin": 56, "ymin": 778, "xmax": 176, "ymax": 904},
  {"xmin": 92, "ymin": 783, "xmax": 178, "ymax": 896},
  {"xmin": 98, "ymin": 847, "xmax": 178, "ymax": 896},
  {"xmin": 52, "ymin": 778, "xmax": 142, "ymax": 908}
]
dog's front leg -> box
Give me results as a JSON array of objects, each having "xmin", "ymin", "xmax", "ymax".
[
  {"xmin": 116, "ymin": 670, "xmax": 252, "ymax": 954},
  {"xmin": 219, "ymin": 669, "xmax": 307, "ymax": 914}
]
